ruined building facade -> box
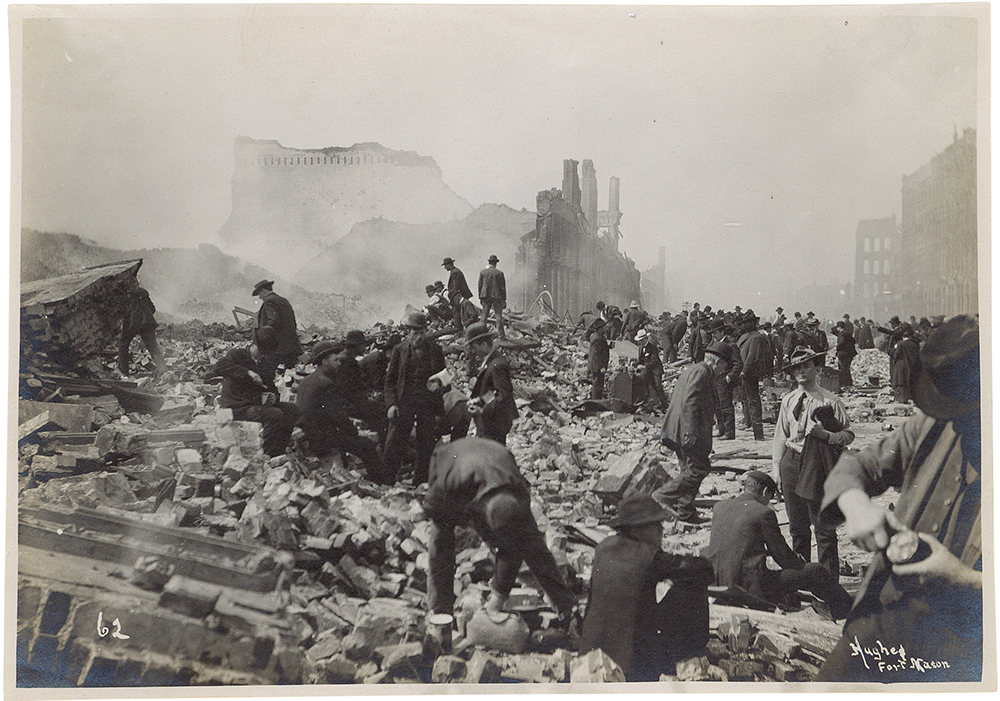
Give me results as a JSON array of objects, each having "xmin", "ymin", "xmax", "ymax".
[
  {"xmin": 853, "ymin": 214, "xmax": 901, "ymax": 320},
  {"xmin": 516, "ymin": 160, "xmax": 641, "ymax": 320}
]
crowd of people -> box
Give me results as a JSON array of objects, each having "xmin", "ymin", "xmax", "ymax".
[{"xmin": 118, "ymin": 270, "xmax": 981, "ymax": 684}]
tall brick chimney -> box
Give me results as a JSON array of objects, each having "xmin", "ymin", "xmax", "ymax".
[
  {"xmin": 562, "ymin": 159, "xmax": 581, "ymax": 207},
  {"xmin": 581, "ymin": 160, "xmax": 598, "ymax": 226}
]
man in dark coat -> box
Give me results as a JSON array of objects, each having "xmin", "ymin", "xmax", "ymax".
[
  {"xmin": 834, "ymin": 321, "xmax": 858, "ymax": 388},
  {"xmin": 465, "ymin": 322, "xmax": 518, "ymax": 444},
  {"xmin": 423, "ymin": 438, "xmax": 577, "ymax": 633},
  {"xmin": 442, "ymin": 257, "xmax": 474, "ymax": 331},
  {"xmin": 666, "ymin": 312, "xmax": 688, "ymax": 363},
  {"xmin": 650, "ymin": 342, "xmax": 729, "ymax": 523},
  {"xmin": 702, "ymin": 471, "xmax": 854, "ymax": 619},
  {"xmin": 634, "ymin": 328, "xmax": 667, "ymax": 411},
  {"xmin": 890, "ymin": 323, "xmax": 921, "ymax": 403},
  {"xmin": 204, "ymin": 342, "xmax": 299, "ymax": 457},
  {"xmin": 587, "ymin": 318, "xmax": 610, "ymax": 400},
  {"xmin": 382, "ymin": 311, "xmax": 446, "ymax": 484},
  {"xmin": 581, "ymin": 493, "xmax": 714, "ymax": 681},
  {"xmin": 856, "ymin": 317, "xmax": 875, "ymax": 350},
  {"xmin": 118, "ymin": 285, "xmax": 165, "ymax": 375},
  {"xmin": 737, "ymin": 313, "xmax": 768, "ymax": 441},
  {"xmin": 296, "ymin": 340, "xmax": 382, "ymax": 477},
  {"xmin": 252, "ymin": 280, "xmax": 302, "ymax": 384},
  {"xmin": 622, "ymin": 301, "xmax": 646, "ymax": 342},
  {"xmin": 477, "ymin": 255, "xmax": 507, "ymax": 339},
  {"xmin": 817, "ymin": 316, "xmax": 982, "ymax": 682},
  {"xmin": 341, "ymin": 330, "xmax": 386, "ymax": 445},
  {"xmin": 709, "ymin": 321, "xmax": 743, "ymax": 440}
]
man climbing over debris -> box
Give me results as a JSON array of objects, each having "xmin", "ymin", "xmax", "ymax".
[
  {"xmin": 581, "ymin": 492, "xmax": 714, "ymax": 681},
  {"xmin": 634, "ymin": 328, "xmax": 667, "ymax": 411},
  {"xmin": 204, "ymin": 342, "xmax": 300, "ymax": 457},
  {"xmin": 442, "ymin": 257, "xmax": 474, "ymax": 331},
  {"xmin": 118, "ymin": 285, "xmax": 166, "ymax": 376},
  {"xmin": 587, "ymin": 318, "xmax": 610, "ymax": 400},
  {"xmin": 465, "ymin": 322, "xmax": 518, "ymax": 445},
  {"xmin": 252, "ymin": 279, "xmax": 302, "ymax": 384},
  {"xmin": 702, "ymin": 471, "xmax": 854, "ymax": 620}
]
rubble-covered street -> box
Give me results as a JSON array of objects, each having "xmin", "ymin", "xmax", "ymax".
[{"xmin": 16, "ymin": 265, "xmax": 918, "ymax": 687}]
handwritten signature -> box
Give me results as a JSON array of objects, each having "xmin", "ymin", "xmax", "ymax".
[
  {"xmin": 849, "ymin": 637, "xmax": 950, "ymax": 673},
  {"xmin": 97, "ymin": 611, "xmax": 130, "ymax": 640}
]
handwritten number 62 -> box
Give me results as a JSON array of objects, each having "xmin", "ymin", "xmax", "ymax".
[{"xmin": 97, "ymin": 612, "xmax": 130, "ymax": 640}]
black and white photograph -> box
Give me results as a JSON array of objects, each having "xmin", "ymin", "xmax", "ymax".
[{"xmin": 9, "ymin": 2, "xmax": 991, "ymax": 693}]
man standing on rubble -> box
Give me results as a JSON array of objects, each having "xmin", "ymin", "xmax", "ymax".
[
  {"xmin": 383, "ymin": 311, "xmax": 446, "ymax": 484},
  {"xmin": 465, "ymin": 322, "xmax": 518, "ymax": 445},
  {"xmin": 204, "ymin": 342, "xmax": 300, "ymax": 457},
  {"xmin": 622, "ymin": 301, "xmax": 646, "ymax": 342},
  {"xmin": 890, "ymin": 322, "xmax": 921, "ymax": 404},
  {"xmin": 650, "ymin": 341, "xmax": 729, "ymax": 524},
  {"xmin": 581, "ymin": 492, "xmax": 714, "ymax": 681},
  {"xmin": 118, "ymin": 285, "xmax": 166, "ymax": 376},
  {"xmin": 702, "ymin": 471, "xmax": 854, "ymax": 620},
  {"xmin": 709, "ymin": 320, "xmax": 742, "ymax": 440},
  {"xmin": 666, "ymin": 311, "xmax": 688, "ymax": 364},
  {"xmin": 423, "ymin": 438, "xmax": 578, "ymax": 642},
  {"xmin": 816, "ymin": 316, "xmax": 982, "ymax": 682},
  {"xmin": 252, "ymin": 280, "xmax": 302, "ymax": 384},
  {"xmin": 296, "ymin": 340, "xmax": 382, "ymax": 478},
  {"xmin": 442, "ymin": 257, "xmax": 474, "ymax": 331},
  {"xmin": 478, "ymin": 255, "xmax": 507, "ymax": 340},
  {"xmin": 587, "ymin": 318, "xmax": 610, "ymax": 400},
  {"xmin": 634, "ymin": 328, "xmax": 667, "ymax": 411},
  {"xmin": 834, "ymin": 320, "xmax": 857, "ymax": 389},
  {"xmin": 737, "ymin": 312, "xmax": 768, "ymax": 441}
]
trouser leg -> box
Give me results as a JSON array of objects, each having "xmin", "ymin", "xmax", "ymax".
[
  {"xmin": 742, "ymin": 377, "xmax": 764, "ymax": 439},
  {"xmin": 381, "ymin": 406, "xmax": 417, "ymax": 485},
  {"xmin": 774, "ymin": 563, "xmax": 854, "ymax": 621},
  {"xmin": 427, "ymin": 519, "xmax": 457, "ymax": 615},
  {"xmin": 590, "ymin": 370, "xmax": 605, "ymax": 399},
  {"xmin": 118, "ymin": 329, "xmax": 137, "ymax": 374},
  {"xmin": 233, "ymin": 403, "xmax": 299, "ymax": 457},
  {"xmin": 341, "ymin": 432, "xmax": 382, "ymax": 476},
  {"xmin": 138, "ymin": 326, "xmax": 165, "ymax": 371},
  {"xmin": 809, "ymin": 498, "xmax": 840, "ymax": 576},
  {"xmin": 412, "ymin": 407, "xmax": 439, "ymax": 484},
  {"xmin": 780, "ymin": 449, "xmax": 812, "ymax": 561},
  {"xmin": 651, "ymin": 448, "xmax": 711, "ymax": 518}
]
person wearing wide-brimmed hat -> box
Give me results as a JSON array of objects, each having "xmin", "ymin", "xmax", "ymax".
[
  {"xmin": 382, "ymin": 311, "xmax": 447, "ymax": 485},
  {"xmin": 580, "ymin": 492, "xmax": 714, "ymax": 681},
  {"xmin": 889, "ymin": 322, "xmax": 921, "ymax": 403},
  {"xmin": 442, "ymin": 257, "xmax": 474, "ymax": 331},
  {"xmin": 816, "ymin": 315, "xmax": 982, "ymax": 682},
  {"xmin": 477, "ymin": 255, "xmax": 507, "ymax": 340},
  {"xmin": 338, "ymin": 330, "xmax": 387, "ymax": 447},
  {"xmin": 251, "ymin": 279, "xmax": 302, "ymax": 384},
  {"xmin": 737, "ymin": 311, "xmax": 768, "ymax": 441},
  {"xmin": 772, "ymin": 345, "xmax": 855, "ymax": 577},
  {"xmin": 634, "ymin": 328, "xmax": 667, "ymax": 411},
  {"xmin": 295, "ymin": 340, "xmax": 382, "ymax": 477},
  {"xmin": 464, "ymin": 322, "xmax": 518, "ymax": 444},
  {"xmin": 708, "ymin": 320, "xmax": 743, "ymax": 440}
]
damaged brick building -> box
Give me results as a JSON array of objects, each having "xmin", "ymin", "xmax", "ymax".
[{"xmin": 516, "ymin": 160, "xmax": 642, "ymax": 320}]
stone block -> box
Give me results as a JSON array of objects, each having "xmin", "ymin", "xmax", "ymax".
[
  {"xmin": 28, "ymin": 634, "xmax": 60, "ymax": 674},
  {"xmin": 39, "ymin": 591, "xmax": 73, "ymax": 635},
  {"xmin": 341, "ymin": 629, "xmax": 376, "ymax": 662},
  {"xmin": 17, "ymin": 585, "xmax": 43, "ymax": 627},
  {"xmin": 83, "ymin": 655, "xmax": 118, "ymax": 686},
  {"xmin": 754, "ymin": 631, "xmax": 801, "ymax": 660},
  {"xmin": 464, "ymin": 649, "xmax": 503, "ymax": 684},
  {"xmin": 114, "ymin": 658, "xmax": 144, "ymax": 685},
  {"xmin": 159, "ymin": 576, "xmax": 222, "ymax": 618},
  {"xmin": 376, "ymin": 641, "xmax": 424, "ymax": 677},
  {"xmin": 431, "ymin": 655, "xmax": 467, "ymax": 683},
  {"xmin": 501, "ymin": 654, "xmax": 551, "ymax": 683},
  {"xmin": 56, "ymin": 639, "xmax": 93, "ymax": 685},
  {"xmin": 674, "ymin": 655, "xmax": 710, "ymax": 681},
  {"xmin": 569, "ymin": 648, "xmax": 626, "ymax": 683},
  {"xmin": 354, "ymin": 660, "xmax": 380, "ymax": 681},
  {"xmin": 306, "ymin": 635, "xmax": 342, "ymax": 663},
  {"xmin": 317, "ymin": 654, "xmax": 358, "ymax": 683},
  {"xmin": 175, "ymin": 448, "xmax": 204, "ymax": 470}
]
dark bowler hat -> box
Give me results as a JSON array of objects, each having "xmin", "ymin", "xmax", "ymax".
[
  {"xmin": 425, "ymin": 284, "xmax": 436, "ymax": 293},
  {"xmin": 252, "ymin": 279, "xmax": 274, "ymax": 295},
  {"xmin": 442, "ymin": 257, "xmax": 456, "ymax": 266},
  {"xmin": 344, "ymin": 330, "xmax": 368, "ymax": 349},
  {"xmin": 704, "ymin": 341, "xmax": 731, "ymax": 360},
  {"xmin": 890, "ymin": 315, "xmax": 901, "ymax": 324},
  {"xmin": 310, "ymin": 339, "xmax": 345, "ymax": 365},
  {"xmin": 707, "ymin": 318, "xmax": 726, "ymax": 332},
  {"xmin": 744, "ymin": 470, "xmax": 778, "ymax": 494},
  {"xmin": 785, "ymin": 345, "xmax": 824, "ymax": 369},
  {"xmin": 609, "ymin": 493, "xmax": 676, "ymax": 528},
  {"xmin": 913, "ymin": 315, "xmax": 979, "ymax": 420},
  {"xmin": 487, "ymin": 254, "xmax": 500, "ymax": 263},
  {"xmin": 464, "ymin": 322, "xmax": 495, "ymax": 346}
]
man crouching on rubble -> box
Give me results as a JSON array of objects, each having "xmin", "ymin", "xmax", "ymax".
[
  {"xmin": 422, "ymin": 438, "xmax": 578, "ymax": 646},
  {"xmin": 581, "ymin": 492, "xmax": 714, "ymax": 681},
  {"xmin": 204, "ymin": 342, "xmax": 300, "ymax": 456}
]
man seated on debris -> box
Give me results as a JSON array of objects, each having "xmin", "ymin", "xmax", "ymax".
[
  {"xmin": 464, "ymin": 322, "xmax": 518, "ymax": 444},
  {"xmin": 422, "ymin": 437, "xmax": 578, "ymax": 647},
  {"xmin": 295, "ymin": 339, "xmax": 383, "ymax": 478},
  {"xmin": 816, "ymin": 315, "xmax": 982, "ymax": 683},
  {"xmin": 342, "ymin": 330, "xmax": 387, "ymax": 447},
  {"xmin": 204, "ymin": 341, "xmax": 300, "ymax": 457},
  {"xmin": 650, "ymin": 341, "xmax": 729, "ymax": 524},
  {"xmin": 702, "ymin": 471, "xmax": 854, "ymax": 621},
  {"xmin": 424, "ymin": 283, "xmax": 452, "ymax": 325},
  {"xmin": 634, "ymin": 328, "xmax": 668, "ymax": 411},
  {"xmin": 587, "ymin": 317, "xmax": 610, "ymax": 400},
  {"xmin": 772, "ymin": 346, "xmax": 855, "ymax": 577},
  {"xmin": 118, "ymin": 285, "xmax": 166, "ymax": 377},
  {"xmin": 580, "ymin": 492, "xmax": 714, "ymax": 681}
]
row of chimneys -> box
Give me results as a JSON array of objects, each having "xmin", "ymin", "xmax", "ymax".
[{"xmin": 562, "ymin": 159, "xmax": 620, "ymax": 228}]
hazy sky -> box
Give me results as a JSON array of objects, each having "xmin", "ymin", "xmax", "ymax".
[{"xmin": 15, "ymin": 4, "xmax": 982, "ymax": 309}]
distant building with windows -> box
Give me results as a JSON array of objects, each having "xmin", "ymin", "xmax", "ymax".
[{"xmin": 854, "ymin": 214, "xmax": 901, "ymax": 320}]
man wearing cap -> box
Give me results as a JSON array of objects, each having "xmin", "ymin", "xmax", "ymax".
[
  {"xmin": 478, "ymin": 255, "xmax": 507, "ymax": 340},
  {"xmin": 465, "ymin": 322, "xmax": 518, "ymax": 444},
  {"xmin": 702, "ymin": 471, "xmax": 854, "ymax": 620},
  {"xmin": 737, "ymin": 313, "xmax": 768, "ymax": 441},
  {"xmin": 622, "ymin": 301, "xmax": 647, "ymax": 343},
  {"xmin": 772, "ymin": 346, "xmax": 855, "ymax": 576},
  {"xmin": 587, "ymin": 318, "xmax": 610, "ymax": 400},
  {"xmin": 204, "ymin": 342, "xmax": 299, "ymax": 457},
  {"xmin": 890, "ymin": 323, "xmax": 921, "ymax": 403},
  {"xmin": 383, "ymin": 311, "xmax": 447, "ymax": 484},
  {"xmin": 423, "ymin": 438, "xmax": 578, "ymax": 635},
  {"xmin": 581, "ymin": 492, "xmax": 714, "ymax": 681},
  {"xmin": 650, "ymin": 341, "xmax": 729, "ymax": 523},
  {"xmin": 634, "ymin": 328, "xmax": 667, "ymax": 411},
  {"xmin": 442, "ymin": 257, "xmax": 474, "ymax": 331},
  {"xmin": 252, "ymin": 280, "xmax": 302, "ymax": 384},
  {"xmin": 816, "ymin": 316, "xmax": 982, "ymax": 682},
  {"xmin": 709, "ymin": 320, "xmax": 743, "ymax": 440}
]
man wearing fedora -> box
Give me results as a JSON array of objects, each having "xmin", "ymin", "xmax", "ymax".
[
  {"xmin": 816, "ymin": 315, "xmax": 982, "ymax": 682},
  {"xmin": 204, "ymin": 342, "xmax": 300, "ymax": 457},
  {"xmin": 702, "ymin": 471, "xmax": 854, "ymax": 620},
  {"xmin": 252, "ymin": 279, "xmax": 302, "ymax": 385},
  {"xmin": 296, "ymin": 340, "xmax": 382, "ymax": 478},
  {"xmin": 890, "ymin": 322, "xmax": 921, "ymax": 404},
  {"xmin": 772, "ymin": 346, "xmax": 855, "ymax": 576},
  {"xmin": 465, "ymin": 322, "xmax": 518, "ymax": 445},
  {"xmin": 650, "ymin": 341, "xmax": 730, "ymax": 524},
  {"xmin": 442, "ymin": 257, "xmax": 474, "ymax": 331},
  {"xmin": 581, "ymin": 492, "xmax": 714, "ymax": 681},
  {"xmin": 342, "ymin": 330, "xmax": 387, "ymax": 447},
  {"xmin": 737, "ymin": 312, "xmax": 768, "ymax": 441},
  {"xmin": 709, "ymin": 320, "xmax": 743, "ymax": 440},
  {"xmin": 635, "ymin": 327, "xmax": 667, "ymax": 411},
  {"xmin": 478, "ymin": 255, "xmax": 507, "ymax": 340},
  {"xmin": 383, "ymin": 311, "xmax": 447, "ymax": 485},
  {"xmin": 834, "ymin": 320, "xmax": 858, "ymax": 389}
]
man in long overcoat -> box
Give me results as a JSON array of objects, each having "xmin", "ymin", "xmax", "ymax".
[
  {"xmin": 443, "ymin": 257, "xmax": 474, "ymax": 330},
  {"xmin": 465, "ymin": 322, "xmax": 518, "ymax": 444},
  {"xmin": 252, "ymin": 279, "xmax": 302, "ymax": 384},
  {"xmin": 477, "ymin": 255, "xmax": 507, "ymax": 339},
  {"xmin": 737, "ymin": 313, "xmax": 768, "ymax": 440},
  {"xmin": 890, "ymin": 323, "xmax": 921, "ymax": 403}
]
